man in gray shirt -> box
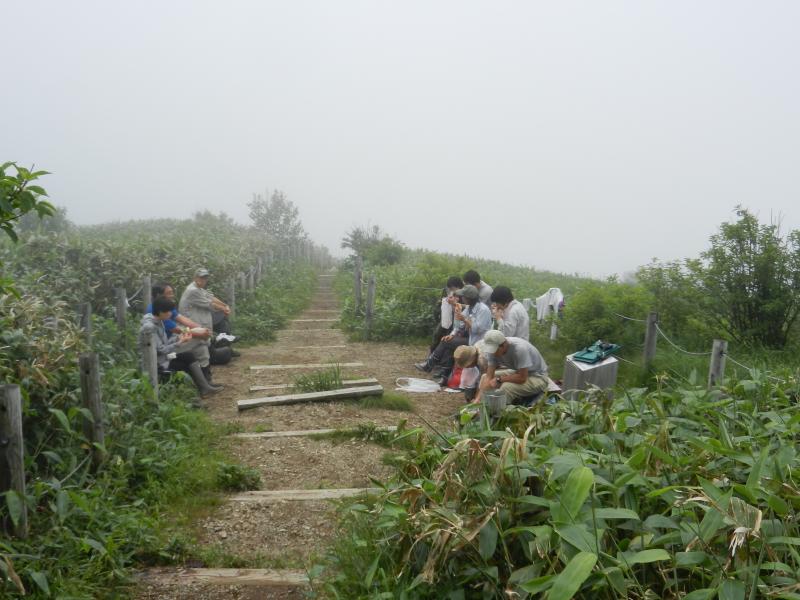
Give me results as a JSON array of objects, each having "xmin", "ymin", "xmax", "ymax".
[
  {"xmin": 179, "ymin": 268, "xmax": 231, "ymax": 379},
  {"xmin": 476, "ymin": 330, "xmax": 548, "ymax": 405}
]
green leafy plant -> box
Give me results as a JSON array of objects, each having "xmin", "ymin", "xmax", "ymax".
[
  {"xmin": 293, "ymin": 364, "xmax": 344, "ymax": 393},
  {"xmin": 216, "ymin": 463, "xmax": 262, "ymax": 492},
  {"xmin": 319, "ymin": 371, "xmax": 800, "ymax": 598}
]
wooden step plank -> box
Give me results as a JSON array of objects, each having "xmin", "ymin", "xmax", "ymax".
[
  {"xmin": 140, "ymin": 568, "xmax": 308, "ymax": 587},
  {"xmin": 230, "ymin": 488, "xmax": 381, "ymax": 502},
  {"xmin": 294, "ymin": 344, "xmax": 347, "ymax": 349},
  {"xmin": 238, "ymin": 384, "xmax": 383, "ymax": 410},
  {"xmin": 276, "ymin": 328, "xmax": 342, "ymax": 334},
  {"xmin": 290, "ymin": 318, "xmax": 337, "ymax": 323},
  {"xmin": 232, "ymin": 425, "xmax": 397, "ymax": 439},
  {"xmin": 250, "ymin": 362, "xmax": 363, "ymax": 371},
  {"xmin": 249, "ymin": 377, "xmax": 378, "ymax": 393}
]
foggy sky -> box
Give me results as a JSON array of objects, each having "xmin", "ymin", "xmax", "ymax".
[{"xmin": 3, "ymin": 1, "xmax": 799, "ymax": 278}]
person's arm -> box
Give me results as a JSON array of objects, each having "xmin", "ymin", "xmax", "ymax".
[
  {"xmin": 469, "ymin": 305, "xmax": 492, "ymax": 338},
  {"xmin": 176, "ymin": 314, "xmax": 201, "ymax": 329},
  {"xmin": 211, "ymin": 297, "xmax": 230, "ymax": 314},
  {"xmin": 498, "ymin": 367, "xmax": 528, "ymax": 385},
  {"xmin": 500, "ymin": 306, "xmax": 521, "ymax": 337}
]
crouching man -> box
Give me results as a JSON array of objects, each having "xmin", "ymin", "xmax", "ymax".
[{"xmin": 476, "ymin": 330, "xmax": 548, "ymax": 406}]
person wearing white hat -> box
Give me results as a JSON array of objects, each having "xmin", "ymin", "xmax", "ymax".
[{"xmin": 476, "ymin": 330, "xmax": 549, "ymax": 405}]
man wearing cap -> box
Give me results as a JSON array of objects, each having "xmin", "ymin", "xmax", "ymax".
[
  {"xmin": 476, "ymin": 330, "xmax": 548, "ymax": 406},
  {"xmin": 179, "ymin": 268, "xmax": 232, "ymax": 379}
]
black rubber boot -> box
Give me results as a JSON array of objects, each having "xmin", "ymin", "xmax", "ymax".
[{"xmin": 188, "ymin": 363, "xmax": 223, "ymax": 397}]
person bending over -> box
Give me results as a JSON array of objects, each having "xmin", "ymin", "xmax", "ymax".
[
  {"xmin": 490, "ymin": 286, "xmax": 530, "ymax": 341},
  {"xmin": 476, "ymin": 330, "xmax": 548, "ymax": 406},
  {"xmin": 139, "ymin": 296, "xmax": 223, "ymax": 399}
]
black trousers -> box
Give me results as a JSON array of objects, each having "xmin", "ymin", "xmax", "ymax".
[
  {"xmin": 168, "ymin": 351, "xmax": 198, "ymax": 373},
  {"xmin": 430, "ymin": 334, "xmax": 468, "ymax": 369},
  {"xmin": 430, "ymin": 325, "xmax": 451, "ymax": 353}
]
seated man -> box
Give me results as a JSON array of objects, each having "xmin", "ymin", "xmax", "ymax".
[
  {"xmin": 415, "ymin": 284, "xmax": 491, "ymax": 385},
  {"xmin": 139, "ymin": 296, "xmax": 223, "ymax": 398},
  {"xmin": 476, "ymin": 330, "xmax": 548, "ymax": 406},
  {"xmin": 179, "ymin": 268, "xmax": 232, "ymax": 380},
  {"xmin": 463, "ymin": 269, "xmax": 494, "ymax": 307},
  {"xmin": 490, "ymin": 286, "xmax": 530, "ymax": 341}
]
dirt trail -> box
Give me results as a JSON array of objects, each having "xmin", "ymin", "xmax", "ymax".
[{"xmin": 136, "ymin": 274, "xmax": 463, "ymax": 599}]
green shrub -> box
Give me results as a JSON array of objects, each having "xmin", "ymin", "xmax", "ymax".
[
  {"xmin": 216, "ymin": 463, "xmax": 261, "ymax": 492},
  {"xmin": 319, "ymin": 371, "xmax": 800, "ymax": 598}
]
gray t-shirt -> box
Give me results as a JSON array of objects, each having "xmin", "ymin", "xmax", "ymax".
[
  {"xmin": 179, "ymin": 282, "xmax": 215, "ymax": 330},
  {"xmin": 488, "ymin": 336, "xmax": 548, "ymax": 376},
  {"xmin": 478, "ymin": 281, "xmax": 493, "ymax": 306}
]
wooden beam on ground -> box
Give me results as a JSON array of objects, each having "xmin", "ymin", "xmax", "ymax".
[
  {"xmin": 230, "ymin": 488, "xmax": 381, "ymax": 502},
  {"xmin": 249, "ymin": 378, "xmax": 378, "ymax": 393},
  {"xmin": 294, "ymin": 344, "xmax": 347, "ymax": 349},
  {"xmin": 140, "ymin": 568, "xmax": 308, "ymax": 587},
  {"xmin": 232, "ymin": 425, "xmax": 397, "ymax": 439},
  {"xmin": 237, "ymin": 384, "xmax": 383, "ymax": 411},
  {"xmin": 276, "ymin": 328, "xmax": 342, "ymax": 334},
  {"xmin": 250, "ymin": 362, "xmax": 363, "ymax": 371},
  {"xmin": 290, "ymin": 318, "xmax": 337, "ymax": 323}
]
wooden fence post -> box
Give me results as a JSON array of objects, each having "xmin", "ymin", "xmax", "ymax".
[
  {"xmin": 248, "ymin": 267, "xmax": 255, "ymax": 291},
  {"xmin": 643, "ymin": 311, "xmax": 659, "ymax": 368},
  {"xmin": 0, "ymin": 385, "xmax": 27, "ymax": 538},
  {"xmin": 256, "ymin": 257, "xmax": 263, "ymax": 283},
  {"xmin": 365, "ymin": 274, "xmax": 376, "ymax": 339},
  {"xmin": 79, "ymin": 353, "xmax": 105, "ymax": 467},
  {"xmin": 142, "ymin": 274, "xmax": 152, "ymax": 313},
  {"xmin": 238, "ymin": 272, "xmax": 247, "ymax": 295},
  {"xmin": 227, "ymin": 280, "xmax": 236, "ymax": 319},
  {"xmin": 142, "ymin": 332, "xmax": 159, "ymax": 399},
  {"xmin": 114, "ymin": 288, "xmax": 128, "ymax": 331},
  {"xmin": 354, "ymin": 256, "xmax": 363, "ymax": 315},
  {"xmin": 707, "ymin": 339, "xmax": 728, "ymax": 388},
  {"xmin": 79, "ymin": 302, "xmax": 93, "ymax": 347}
]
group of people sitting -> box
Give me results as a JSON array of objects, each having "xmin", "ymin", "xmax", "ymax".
[
  {"xmin": 415, "ymin": 269, "xmax": 549, "ymax": 406},
  {"xmin": 138, "ymin": 268, "xmax": 239, "ymax": 402}
]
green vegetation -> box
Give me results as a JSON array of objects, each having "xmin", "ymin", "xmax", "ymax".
[
  {"xmin": 359, "ymin": 392, "xmax": 414, "ymax": 412},
  {"xmin": 293, "ymin": 364, "xmax": 344, "ymax": 393},
  {"xmin": 0, "ymin": 211, "xmax": 274, "ymax": 309},
  {"xmin": 215, "ymin": 463, "xmax": 262, "ymax": 492},
  {"xmin": 319, "ymin": 372, "xmax": 800, "ymax": 598},
  {"xmin": 341, "ymin": 224, "xmax": 406, "ymax": 266},
  {"xmin": 336, "ymin": 249, "xmax": 588, "ymax": 342},
  {"xmin": 0, "ymin": 192, "xmax": 319, "ymax": 595},
  {"xmin": 639, "ymin": 207, "xmax": 800, "ymax": 349}
]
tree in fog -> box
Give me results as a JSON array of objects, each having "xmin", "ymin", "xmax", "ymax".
[{"xmin": 248, "ymin": 190, "xmax": 306, "ymax": 246}]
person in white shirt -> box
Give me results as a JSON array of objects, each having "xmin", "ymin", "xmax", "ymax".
[
  {"xmin": 429, "ymin": 276, "xmax": 463, "ymax": 353},
  {"xmin": 490, "ymin": 286, "xmax": 530, "ymax": 341}
]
